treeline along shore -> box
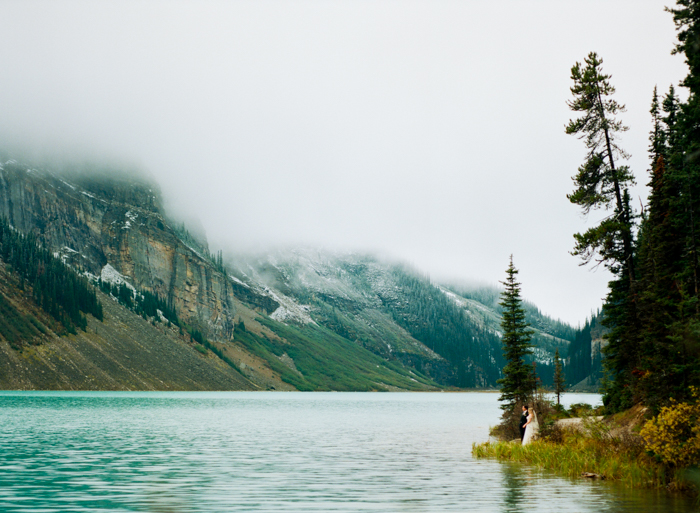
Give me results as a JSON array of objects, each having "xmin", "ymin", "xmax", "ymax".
[{"xmin": 475, "ymin": 0, "xmax": 700, "ymax": 497}]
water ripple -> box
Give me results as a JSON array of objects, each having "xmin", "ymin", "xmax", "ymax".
[{"xmin": 0, "ymin": 392, "xmax": 693, "ymax": 512}]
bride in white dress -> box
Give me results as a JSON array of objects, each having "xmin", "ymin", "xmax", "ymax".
[{"xmin": 522, "ymin": 409, "xmax": 539, "ymax": 445}]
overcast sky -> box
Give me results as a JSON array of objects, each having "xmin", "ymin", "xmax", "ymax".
[{"xmin": 0, "ymin": 0, "xmax": 689, "ymax": 325}]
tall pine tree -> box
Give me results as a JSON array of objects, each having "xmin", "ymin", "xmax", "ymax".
[
  {"xmin": 566, "ymin": 52, "xmax": 637, "ymax": 282},
  {"xmin": 565, "ymin": 52, "xmax": 641, "ymax": 412},
  {"xmin": 497, "ymin": 256, "xmax": 535, "ymax": 413},
  {"xmin": 669, "ymin": 1, "xmax": 700, "ymax": 313},
  {"xmin": 562, "ymin": 4, "xmax": 700, "ymax": 412}
]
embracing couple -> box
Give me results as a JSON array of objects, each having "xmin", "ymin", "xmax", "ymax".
[{"xmin": 519, "ymin": 405, "xmax": 538, "ymax": 445}]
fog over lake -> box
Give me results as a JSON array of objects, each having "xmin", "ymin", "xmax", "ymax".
[{"xmin": 0, "ymin": 0, "xmax": 688, "ymax": 325}]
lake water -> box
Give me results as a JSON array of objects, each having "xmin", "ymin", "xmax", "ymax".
[{"xmin": 0, "ymin": 391, "xmax": 694, "ymax": 512}]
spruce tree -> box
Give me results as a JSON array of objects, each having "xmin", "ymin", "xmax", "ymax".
[
  {"xmin": 633, "ymin": 86, "xmax": 688, "ymax": 409},
  {"xmin": 669, "ymin": 1, "xmax": 700, "ymax": 313},
  {"xmin": 497, "ymin": 256, "xmax": 535, "ymax": 412},
  {"xmin": 624, "ymin": 0, "xmax": 700, "ymax": 409},
  {"xmin": 553, "ymin": 348, "xmax": 566, "ymax": 406}
]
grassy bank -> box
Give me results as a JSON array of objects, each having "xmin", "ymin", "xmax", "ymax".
[
  {"xmin": 473, "ymin": 435, "xmax": 666, "ymax": 488},
  {"xmin": 472, "ymin": 420, "xmax": 696, "ymax": 493}
]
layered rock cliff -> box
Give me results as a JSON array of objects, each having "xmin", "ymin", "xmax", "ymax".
[{"xmin": 0, "ymin": 160, "xmax": 277, "ymax": 343}]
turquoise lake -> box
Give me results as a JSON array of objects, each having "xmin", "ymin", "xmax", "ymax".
[{"xmin": 0, "ymin": 391, "xmax": 694, "ymax": 512}]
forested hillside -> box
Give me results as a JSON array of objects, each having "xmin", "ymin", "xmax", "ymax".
[
  {"xmin": 0, "ymin": 161, "xmax": 439, "ymax": 390},
  {"xmin": 381, "ymin": 270, "xmax": 503, "ymax": 387},
  {"xmin": 228, "ymin": 251, "xmax": 574, "ymax": 388},
  {"xmin": 442, "ymin": 282, "xmax": 578, "ymax": 386},
  {"xmin": 0, "ymin": 217, "xmax": 102, "ymax": 339},
  {"xmin": 0, "ymin": 225, "xmax": 256, "ymax": 390},
  {"xmin": 566, "ymin": 312, "xmax": 604, "ymax": 390}
]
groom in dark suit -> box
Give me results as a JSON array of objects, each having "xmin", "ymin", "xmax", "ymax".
[{"xmin": 519, "ymin": 405, "xmax": 528, "ymax": 441}]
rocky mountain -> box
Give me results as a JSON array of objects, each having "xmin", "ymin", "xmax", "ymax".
[
  {"xmin": 0, "ymin": 158, "xmax": 435, "ymax": 390},
  {"xmin": 226, "ymin": 249, "xmax": 573, "ymax": 387},
  {"xmin": 0, "ymin": 156, "xmax": 575, "ymax": 390},
  {"xmin": 0, "ymin": 160, "xmax": 276, "ymax": 339}
]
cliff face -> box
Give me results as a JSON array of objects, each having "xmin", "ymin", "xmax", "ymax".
[
  {"xmin": 0, "ymin": 161, "xmax": 277, "ymax": 342},
  {"xmin": 0, "ymin": 257, "xmax": 260, "ymax": 391}
]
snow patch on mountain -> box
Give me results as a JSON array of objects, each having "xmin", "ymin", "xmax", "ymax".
[
  {"xmin": 440, "ymin": 288, "xmax": 466, "ymax": 307},
  {"xmin": 80, "ymin": 191, "xmax": 106, "ymax": 203},
  {"xmin": 439, "ymin": 286, "xmax": 500, "ymax": 330},
  {"xmin": 100, "ymin": 264, "xmax": 135, "ymax": 291},
  {"xmin": 265, "ymin": 287, "xmax": 315, "ymax": 325},
  {"xmin": 229, "ymin": 275, "xmax": 250, "ymax": 288},
  {"xmin": 123, "ymin": 211, "xmax": 138, "ymax": 230},
  {"xmin": 52, "ymin": 246, "xmax": 83, "ymax": 265},
  {"xmin": 59, "ymin": 179, "xmax": 76, "ymax": 191}
]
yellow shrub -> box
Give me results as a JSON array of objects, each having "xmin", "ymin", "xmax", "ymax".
[{"xmin": 640, "ymin": 388, "xmax": 700, "ymax": 468}]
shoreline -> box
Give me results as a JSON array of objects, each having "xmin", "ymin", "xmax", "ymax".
[{"xmin": 472, "ymin": 416, "xmax": 697, "ymax": 496}]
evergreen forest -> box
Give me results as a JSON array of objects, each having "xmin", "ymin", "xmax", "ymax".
[
  {"xmin": 0, "ymin": 216, "xmax": 103, "ymax": 335},
  {"xmin": 565, "ymin": 1, "xmax": 700, "ymax": 413},
  {"xmin": 565, "ymin": 312, "xmax": 604, "ymax": 388},
  {"xmin": 382, "ymin": 268, "xmax": 504, "ymax": 387}
]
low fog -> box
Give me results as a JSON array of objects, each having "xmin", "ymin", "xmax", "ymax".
[{"xmin": 0, "ymin": 1, "xmax": 688, "ymax": 325}]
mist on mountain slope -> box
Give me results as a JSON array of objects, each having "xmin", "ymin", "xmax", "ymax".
[{"xmin": 0, "ymin": 1, "xmax": 688, "ymax": 325}]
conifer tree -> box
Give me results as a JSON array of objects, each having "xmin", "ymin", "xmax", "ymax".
[
  {"xmin": 626, "ymin": 1, "xmax": 700, "ymax": 409},
  {"xmin": 632, "ymin": 86, "xmax": 689, "ymax": 408},
  {"xmin": 669, "ymin": 1, "xmax": 700, "ymax": 311},
  {"xmin": 497, "ymin": 256, "xmax": 535, "ymax": 412},
  {"xmin": 563, "ymin": 7, "xmax": 700, "ymax": 411},
  {"xmin": 566, "ymin": 52, "xmax": 641, "ymax": 412},
  {"xmin": 565, "ymin": 52, "xmax": 636, "ymax": 281},
  {"xmin": 553, "ymin": 348, "xmax": 566, "ymax": 406}
]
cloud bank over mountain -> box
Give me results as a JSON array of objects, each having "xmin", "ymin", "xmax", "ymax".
[{"xmin": 0, "ymin": 0, "xmax": 687, "ymax": 324}]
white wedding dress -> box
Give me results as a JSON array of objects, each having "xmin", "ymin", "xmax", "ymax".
[{"xmin": 522, "ymin": 410, "xmax": 539, "ymax": 445}]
